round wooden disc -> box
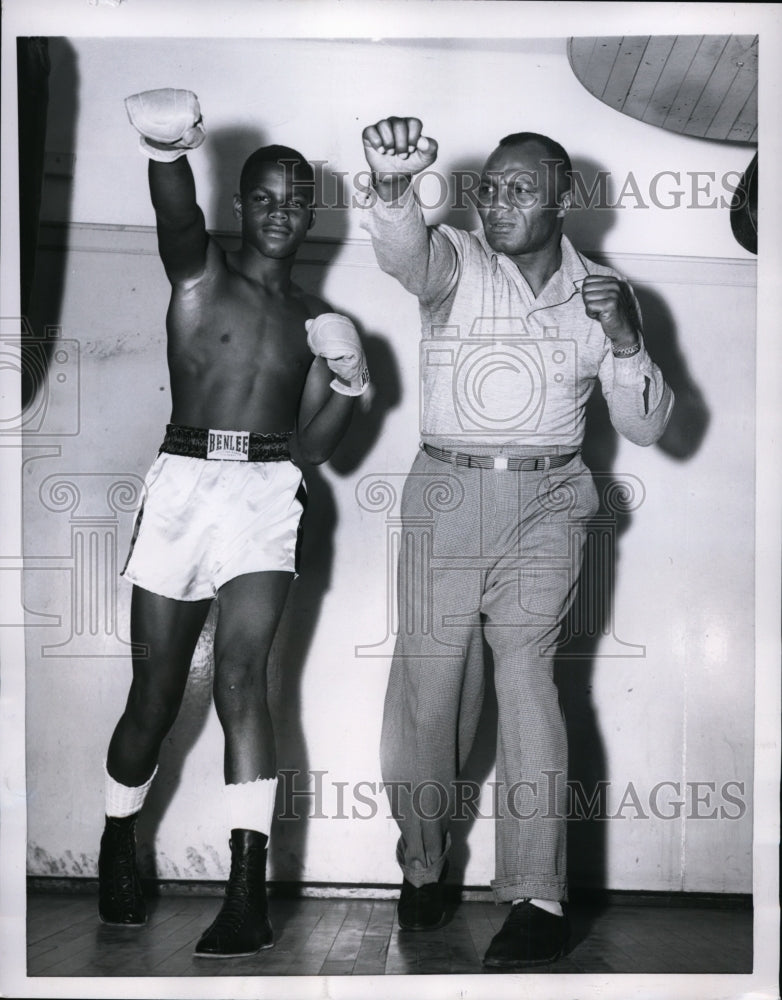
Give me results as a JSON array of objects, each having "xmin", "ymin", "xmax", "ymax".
[{"xmin": 568, "ymin": 35, "xmax": 757, "ymax": 143}]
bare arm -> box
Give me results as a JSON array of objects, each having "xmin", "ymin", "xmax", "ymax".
[
  {"xmin": 296, "ymin": 357, "xmax": 355, "ymax": 464},
  {"xmin": 125, "ymin": 88, "xmax": 209, "ymax": 284},
  {"xmin": 148, "ymin": 157, "xmax": 209, "ymax": 285}
]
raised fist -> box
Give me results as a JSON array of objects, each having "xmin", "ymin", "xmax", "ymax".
[{"xmin": 362, "ymin": 116, "xmax": 438, "ymax": 179}]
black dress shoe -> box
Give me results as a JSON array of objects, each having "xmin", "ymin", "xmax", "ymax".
[
  {"xmin": 483, "ymin": 900, "xmax": 569, "ymax": 968},
  {"xmin": 397, "ymin": 877, "xmax": 447, "ymax": 931}
]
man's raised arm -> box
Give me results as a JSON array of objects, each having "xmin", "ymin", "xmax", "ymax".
[
  {"xmin": 360, "ymin": 116, "xmax": 458, "ymax": 305},
  {"xmin": 125, "ymin": 88, "xmax": 209, "ymax": 284}
]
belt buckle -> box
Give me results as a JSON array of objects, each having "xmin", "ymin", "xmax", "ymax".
[{"xmin": 493, "ymin": 455, "xmax": 509, "ymax": 471}]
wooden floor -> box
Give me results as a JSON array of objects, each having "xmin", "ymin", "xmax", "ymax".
[{"xmin": 25, "ymin": 890, "xmax": 752, "ymax": 978}]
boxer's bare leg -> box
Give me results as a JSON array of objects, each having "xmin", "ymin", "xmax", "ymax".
[
  {"xmin": 192, "ymin": 571, "xmax": 291, "ymax": 958},
  {"xmin": 100, "ymin": 586, "xmax": 211, "ymax": 925},
  {"xmin": 106, "ymin": 586, "xmax": 212, "ymax": 786},
  {"xmin": 212, "ymin": 571, "xmax": 293, "ymax": 783}
]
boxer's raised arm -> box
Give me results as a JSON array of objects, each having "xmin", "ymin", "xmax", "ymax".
[
  {"xmin": 148, "ymin": 158, "xmax": 209, "ymax": 284},
  {"xmin": 125, "ymin": 88, "xmax": 209, "ymax": 284}
]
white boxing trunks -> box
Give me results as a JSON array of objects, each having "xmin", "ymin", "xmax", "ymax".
[{"xmin": 121, "ymin": 425, "xmax": 306, "ymax": 601}]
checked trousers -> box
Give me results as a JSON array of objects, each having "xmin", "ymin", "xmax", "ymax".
[{"xmin": 380, "ymin": 448, "xmax": 599, "ymax": 902}]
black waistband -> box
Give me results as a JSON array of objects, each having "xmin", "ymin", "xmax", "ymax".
[{"xmin": 159, "ymin": 424, "xmax": 292, "ymax": 462}]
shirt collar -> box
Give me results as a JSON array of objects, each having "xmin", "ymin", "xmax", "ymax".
[{"xmin": 472, "ymin": 228, "xmax": 592, "ymax": 304}]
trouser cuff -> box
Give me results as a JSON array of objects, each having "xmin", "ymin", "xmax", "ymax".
[
  {"xmin": 491, "ymin": 874, "xmax": 567, "ymax": 903},
  {"xmin": 397, "ymin": 833, "xmax": 451, "ymax": 887}
]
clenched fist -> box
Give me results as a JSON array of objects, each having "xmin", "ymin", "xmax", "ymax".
[
  {"xmin": 362, "ymin": 116, "xmax": 438, "ymax": 180},
  {"xmin": 581, "ymin": 275, "xmax": 640, "ymax": 349}
]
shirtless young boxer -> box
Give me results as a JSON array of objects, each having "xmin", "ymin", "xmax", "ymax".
[{"xmin": 98, "ymin": 89, "xmax": 369, "ymax": 958}]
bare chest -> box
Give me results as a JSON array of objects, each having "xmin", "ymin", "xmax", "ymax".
[{"xmin": 167, "ymin": 277, "xmax": 313, "ymax": 379}]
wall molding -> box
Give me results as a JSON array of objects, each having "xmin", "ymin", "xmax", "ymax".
[{"xmin": 38, "ymin": 221, "xmax": 758, "ymax": 288}]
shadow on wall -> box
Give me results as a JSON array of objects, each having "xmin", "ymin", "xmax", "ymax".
[
  {"xmin": 21, "ymin": 38, "xmax": 78, "ymax": 413},
  {"xmin": 267, "ymin": 236, "xmax": 402, "ymax": 882},
  {"xmin": 634, "ymin": 287, "xmax": 710, "ymax": 462},
  {"xmin": 558, "ymin": 189, "xmax": 710, "ymax": 898},
  {"xmin": 205, "ymin": 125, "xmax": 266, "ymax": 230},
  {"xmin": 565, "ymin": 156, "xmax": 618, "ymax": 252}
]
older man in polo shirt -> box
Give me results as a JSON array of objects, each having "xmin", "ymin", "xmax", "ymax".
[{"xmin": 359, "ymin": 116, "xmax": 673, "ymax": 969}]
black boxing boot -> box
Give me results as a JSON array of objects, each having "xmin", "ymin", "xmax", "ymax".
[
  {"xmin": 98, "ymin": 813, "xmax": 147, "ymax": 925},
  {"xmin": 193, "ymin": 829, "xmax": 274, "ymax": 958}
]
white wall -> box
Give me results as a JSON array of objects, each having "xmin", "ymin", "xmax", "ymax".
[{"xmin": 23, "ymin": 35, "xmax": 756, "ymax": 893}]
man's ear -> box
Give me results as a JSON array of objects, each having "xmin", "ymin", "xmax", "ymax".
[
  {"xmin": 233, "ymin": 194, "xmax": 243, "ymax": 220},
  {"xmin": 556, "ymin": 189, "xmax": 572, "ymax": 218},
  {"xmin": 308, "ymin": 208, "xmax": 316, "ymax": 231}
]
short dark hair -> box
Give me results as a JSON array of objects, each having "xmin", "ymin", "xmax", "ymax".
[
  {"xmin": 497, "ymin": 132, "xmax": 572, "ymax": 195},
  {"xmin": 239, "ymin": 144, "xmax": 315, "ymax": 195}
]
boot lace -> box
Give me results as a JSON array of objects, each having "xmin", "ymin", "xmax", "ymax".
[
  {"xmin": 207, "ymin": 851, "xmax": 260, "ymax": 934},
  {"xmin": 104, "ymin": 825, "xmax": 142, "ymax": 908}
]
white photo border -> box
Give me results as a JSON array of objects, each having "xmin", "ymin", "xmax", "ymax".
[{"xmin": 1, "ymin": 2, "xmax": 779, "ymax": 999}]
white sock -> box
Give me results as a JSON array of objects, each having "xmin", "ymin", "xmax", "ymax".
[
  {"xmin": 225, "ymin": 777, "xmax": 278, "ymax": 838},
  {"xmin": 104, "ymin": 761, "xmax": 157, "ymax": 818},
  {"xmin": 513, "ymin": 897, "xmax": 564, "ymax": 917}
]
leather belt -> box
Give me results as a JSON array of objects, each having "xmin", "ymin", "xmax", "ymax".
[{"xmin": 422, "ymin": 443, "xmax": 577, "ymax": 472}]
